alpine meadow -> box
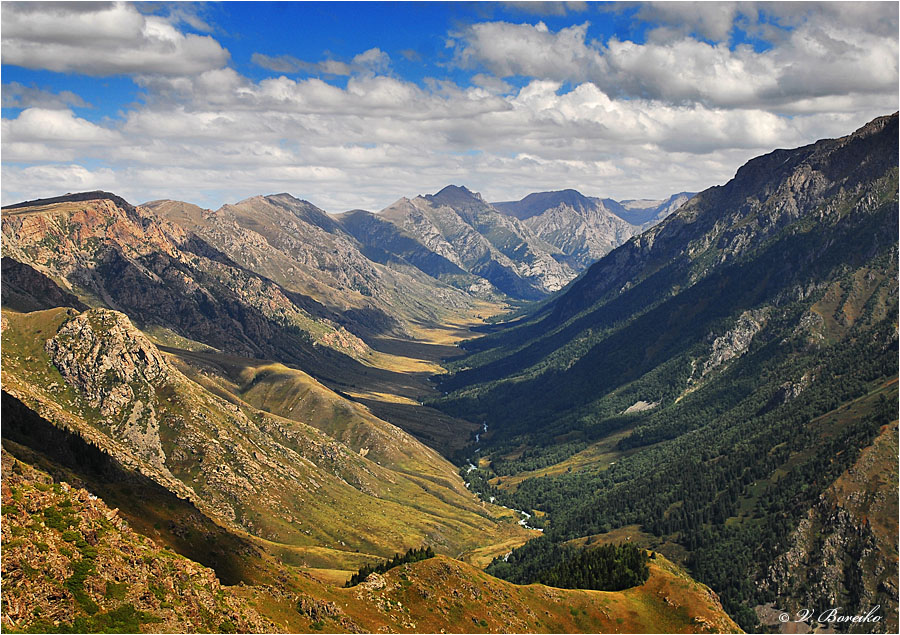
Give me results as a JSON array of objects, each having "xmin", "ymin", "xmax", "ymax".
[{"xmin": 1, "ymin": 2, "xmax": 897, "ymax": 634}]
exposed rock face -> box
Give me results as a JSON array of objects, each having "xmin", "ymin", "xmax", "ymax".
[
  {"xmin": 46, "ymin": 310, "xmax": 169, "ymax": 412},
  {"xmin": 519, "ymin": 198, "xmax": 640, "ymax": 268},
  {"xmin": 701, "ymin": 308, "xmax": 769, "ymax": 376},
  {"xmin": 379, "ymin": 186, "xmax": 577, "ymax": 298},
  {"xmin": 46, "ymin": 310, "xmax": 170, "ymax": 465}
]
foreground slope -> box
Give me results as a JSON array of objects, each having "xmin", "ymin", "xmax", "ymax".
[
  {"xmin": 1, "ymin": 450, "xmax": 275, "ymax": 633},
  {"xmin": 2, "ymin": 450, "xmax": 741, "ymax": 634},
  {"xmin": 436, "ymin": 114, "xmax": 899, "ymax": 630}
]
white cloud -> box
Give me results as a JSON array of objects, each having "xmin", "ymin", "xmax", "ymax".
[
  {"xmin": 1, "ymin": 108, "xmax": 120, "ymax": 144},
  {"xmin": 1, "ymin": 1, "xmax": 229, "ymax": 76},
  {"xmin": 452, "ymin": 12, "xmax": 898, "ymax": 112}
]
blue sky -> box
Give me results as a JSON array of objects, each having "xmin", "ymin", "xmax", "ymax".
[{"xmin": 2, "ymin": 1, "xmax": 898, "ymax": 211}]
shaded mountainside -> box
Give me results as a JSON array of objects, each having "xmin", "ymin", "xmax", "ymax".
[
  {"xmin": 434, "ymin": 114, "xmax": 899, "ymax": 631},
  {"xmin": 336, "ymin": 209, "xmax": 497, "ymax": 298}
]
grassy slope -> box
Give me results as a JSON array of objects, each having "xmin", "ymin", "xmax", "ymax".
[
  {"xmin": 0, "ymin": 450, "xmax": 276, "ymax": 633},
  {"xmin": 240, "ymin": 553, "xmax": 742, "ymax": 634}
]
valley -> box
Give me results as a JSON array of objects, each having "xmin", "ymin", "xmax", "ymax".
[{"xmin": 2, "ymin": 113, "xmax": 897, "ymax": 635}]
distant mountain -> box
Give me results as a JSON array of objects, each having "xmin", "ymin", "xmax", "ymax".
[
  {"xmin": 436, "ymin": 113, "xmax": 899, "ymax": 630},
  {"xmin": 336, "ymin": 208, "xmax": 497, "ymax": 298},
  {"xmin": 144, "ymin": 193, "xmax": 478, "ymax": 338},
  {"xmin": 379, "ymin": 185, "xmax": 577, "ymax": 299},
  {"xmin": 493, "ymin": 189, "xmax": 693, "ymax": 268},
  {"xmin": 612, "ymin": 192, "xmax": 695, "ymax": 226}
]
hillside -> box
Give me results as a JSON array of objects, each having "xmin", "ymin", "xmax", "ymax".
[
  {"xmin": 435, "ymin": 113, "xmax": 899, "ymax": 630},
  {"xmin": 1, "ymin": 307, "xmax": 525, "ymax": 564},
  {"xmin": 1, "ymin": 450, "xmax": 740, "ymax": 634}
]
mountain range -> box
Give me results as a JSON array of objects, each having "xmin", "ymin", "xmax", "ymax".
[{"xmin": 2, "ymin": 113, "xmax": 896, "ymax": 634}]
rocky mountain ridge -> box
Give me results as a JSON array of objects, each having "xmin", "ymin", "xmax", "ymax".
[
  {"xmin": 493, "ymin": 190, "xmax": 694, "ymax": 267},
  {"xmin": 378, "ymin": 185, "xmax": 577, "ymax": 299}
]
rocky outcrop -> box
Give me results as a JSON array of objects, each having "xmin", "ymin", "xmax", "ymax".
[
  {"xmin": 758, "ymin": 423, "xmax": 898, "ymax": 633},
  {"xmin": 700, "ymin": 308, "xmax": 769, "ymax": 377}
]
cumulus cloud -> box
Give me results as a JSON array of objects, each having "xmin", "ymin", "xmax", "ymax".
[
  {"xmin": 2, "ymin": 108, "xmax": 120, "ymax": 144},
  {"xmin": 1, "ymin": 1, "xmax": 229, "ymax": 76},
  {"xmin": 452, "ymin": 9, "xmax": 898, "ymax": 112}
]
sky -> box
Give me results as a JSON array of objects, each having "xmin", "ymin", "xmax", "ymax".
[{"xmin": 2, "ymin": 1, "xmax": 898, "ymax": 212}]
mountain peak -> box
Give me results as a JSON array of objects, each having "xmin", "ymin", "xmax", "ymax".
[
  {"xmin": 493, "ymin": 189, "xmax": 594, "ymax": 220},
  {"xmin": 429, "ymin": 185, "xmax": 485, "ymax": 207}
]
